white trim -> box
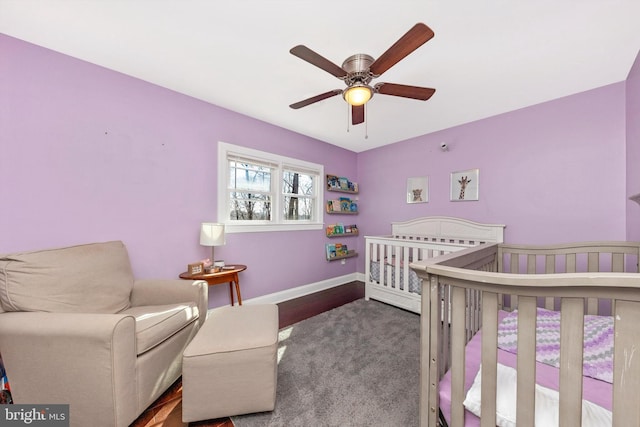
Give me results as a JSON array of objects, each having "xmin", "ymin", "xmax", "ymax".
[
  {"xmin": 218, "ymin": 141, "xmax": 324, "ymax": 233},
  {"xmin": 224, "ymin": 222, "xmax": 323, "ymax": 233},
  {"xmin": 211, "ymin": 273, "xmax": 359, "ymax": 310}
]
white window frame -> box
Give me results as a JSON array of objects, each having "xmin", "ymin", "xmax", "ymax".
[{"xmin": 218, "ymin": 141, "xmax": 324, "ymax": 233}]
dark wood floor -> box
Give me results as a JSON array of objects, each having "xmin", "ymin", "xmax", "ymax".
[{"xmin": 130, "ymin": 281, "xmax": 365, "ymax": 427}]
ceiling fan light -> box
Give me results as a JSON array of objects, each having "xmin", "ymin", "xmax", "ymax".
[{"xmin": 343, "ymin": 85, "xmax": 373, "ymax": 106}]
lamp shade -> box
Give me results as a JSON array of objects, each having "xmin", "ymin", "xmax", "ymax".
[{"xmin": 200, "ymin": 223, "xmax": 225, "ymax": 246}]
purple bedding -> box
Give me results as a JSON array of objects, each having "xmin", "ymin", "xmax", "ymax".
[
  {"xmin": 498, "ymin": 307, "xmax": 613, "ymax": 384},
  {"xmin": 439, "ymin": 311, "xmax": 613, "ymax": 426}
]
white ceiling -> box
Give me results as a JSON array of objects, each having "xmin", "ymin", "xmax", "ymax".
[{"xmin": 2, "ymin": 1, "xmax": 640, "ymax": 153}]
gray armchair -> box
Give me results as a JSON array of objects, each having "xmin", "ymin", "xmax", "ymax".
[{"xmin": 0, "ymin": 241, "xmax": 208, "ymax": 427}]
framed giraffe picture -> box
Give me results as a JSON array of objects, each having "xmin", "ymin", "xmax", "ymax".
[
  {"xmin": 450, "ymin": 168, "xmax": 479, "ymax": 201},
  {"xmin": 407, "ymin": 176, "xmax": 428, "ymax": 203}
]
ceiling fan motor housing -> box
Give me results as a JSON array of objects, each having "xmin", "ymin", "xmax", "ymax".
[{"xmin": 342, "ymin": 54, "xmax": 374, "ymax": 86}]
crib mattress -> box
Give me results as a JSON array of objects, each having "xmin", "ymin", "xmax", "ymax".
[
  {"xmin": 438, "ymin": 311, "xmax": 612, "ymax": 426},
  {"xmin": 369, "ymin": 260, "xmax": 422, "ymax": 294}
]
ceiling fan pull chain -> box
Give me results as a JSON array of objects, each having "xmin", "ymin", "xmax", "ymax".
[
  {"xmin": 364, "ymin": 104, "xmax": 368, "ymax": 139},
  {"xmin": 347, "ymin": 103, "xmax": 351, "ymax": 133}
]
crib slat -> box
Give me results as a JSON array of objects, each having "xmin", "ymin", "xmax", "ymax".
[
  {"xmin": 424, "ymin": 277, "xmax": 441, "ymax": 427},
  {"xmin": 393, "ymin": 246, "xmax": 401, "ymax": 292},
  {"xmin": 559, "ymin": 298, "xmax": 584, "ymax": 427},
  {"xmin": 613, "ymin": 300, "xmax": 640, "ymax": 426},
  {"xmin": 509, "ymin": 253, "xmax": 519, "ymax": 273},
  {"xmin": 441, "ymin": 285, "xmax": 451, "ymax": 377},
  {"xmin": 516, "ymin": 296, "xmax": 537, "ymax": 427},
  {"xmin": 612, "ymin": 252, "xmax": 624, "ymax": 272},
  {"xmin": 402, "ymin": 246, "xmax": 410, "ymax": 293},
  {"xmin": 566, "ymin": 253, "xmax": 577, "ymax": 272},
  {"xmin": 527, "ymin": 254, "xmax": 536, "ymax": 274},
  {"xmin": 471, "ymin": 289, "xmax": 481, "ymax": 337},
  {"xmin": 450, "ymin": 286, "xmax": 467, "ymax": 427},
  {"xmin": 545, "ymin": 254, "xmax": 555, "ymax": 273},
  {"xmin": 588, "ymin": 252, "xmax": 599, "ymax": 272},
  {"xmin": 480, "ymin": 292, "xmax": 498, "ymax": 427}
]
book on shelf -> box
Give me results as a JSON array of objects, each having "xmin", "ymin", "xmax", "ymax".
[
  {"xmin": 335, "ymin": 243, "xmax": 348, "ymax": 257},
  {"xmin": 325, "ymin": 242, "xmax": 350, "ymax": 259},
  {"xmin": 326, "ymin": 174, "xmax": 340, "ymax": 190},
  {"xmin": 326, "ymin": 174, "xmax": 358, "ymax": 193},
  {"xmin": 327, "ymin": 223, "xmax": 358, "ymax": 236},
  {"xmin": 325, "ymin": 243, "xmax": 336, "ymax": 259},
  {"xmin": 327, "ymin": 197, "xmax": 357, "ymax": 213}
]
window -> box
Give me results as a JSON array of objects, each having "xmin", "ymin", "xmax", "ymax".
[{"xmin": 218, "ymin": 142, "xmax": 324, "ymax": 233}]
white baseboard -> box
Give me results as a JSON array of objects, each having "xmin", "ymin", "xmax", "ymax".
[
  {"xmin": 243, "ymin": 272, "xmax": 360, "ymax": 305},
  {"xmin": 207, "ymin": 272, "xmax": 361, "ymax": 314}
]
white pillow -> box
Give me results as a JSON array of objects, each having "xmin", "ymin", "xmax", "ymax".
[{"xmin": 463, "ymin": 364, "xmax": 611, "ymax": 427}]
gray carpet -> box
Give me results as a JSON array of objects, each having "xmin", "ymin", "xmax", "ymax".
[{"xmin": 232, "ymin": 298, "xmax": 420, "ymax": 427}]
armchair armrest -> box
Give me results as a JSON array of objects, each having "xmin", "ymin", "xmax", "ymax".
[
  {"xmin": 0, "ymin": 312, "xmax": 138, "ymax": 425},
  {"xmin": 131, "ymin": 279, "xmax": 208, "ymax": 325}
]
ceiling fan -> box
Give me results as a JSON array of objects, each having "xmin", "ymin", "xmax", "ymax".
[{"xmin": 289, "ymin": 23, "xmax": 436, "ymax": 126}]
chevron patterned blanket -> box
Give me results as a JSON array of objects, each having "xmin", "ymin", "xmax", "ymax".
[{"xmin": 497, "ymin": 307, "xmax": 613, "ymax": 384}]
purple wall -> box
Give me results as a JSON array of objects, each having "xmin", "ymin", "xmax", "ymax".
[
  {"xmin": 0, "ymin": 35, "xmax": 358, "ymax": 309},
  {"xmin": 1, "ymin": 34, "xmax": 636, "ymax": 306},
  {"xmin": 626, "ymin": 50, "xmax": 640, "ymax": 241},
  {"xmin": 357, "ymin": 82, "xmax": 627, "ymax": 253}
]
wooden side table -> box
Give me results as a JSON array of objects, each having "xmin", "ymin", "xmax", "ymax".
[{"xmin": 179, "ymin": 264, "xmax": 247, "ymax": 306}]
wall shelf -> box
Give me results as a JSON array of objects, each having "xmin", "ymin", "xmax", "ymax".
[
  {"xmin": 326, "ymin": 198, "xmax": 358, "ymax": 214},
  {"xmin": 326, "ymin": 223, "xmax": 358, "ymax": 237},
  {"xmin": 327, "ymin": 251, "xmax": 358, "ymax": 261},
  {"xmin": 325, "ymin": 174, "xmax": 359, "ymax": 261},
  {"xmin": 326, "ymin": 174, "xmax": 358, "ymax": 193},
  {"xmin": 327, "ymin": 210, "xmax": 357, "ymax": 215},
  {"xmin": 325, "ymin": 242, "xmax": 356, "ymax": 261},
  {"xmin": 327, "ymin": 231, "xmax": 358, "ymax": 238},
  {"xmin": 327, "ymin": 187, "xmax": 358, "ymax": 194}
]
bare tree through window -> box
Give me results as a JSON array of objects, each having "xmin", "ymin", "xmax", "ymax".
[{"xmin": 221, "ymin": 143, "xmax": 322, "ymax": 229}]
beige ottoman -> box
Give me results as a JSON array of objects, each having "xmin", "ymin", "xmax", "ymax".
[{"xmin": 181, "ymin": 304, "xmax": 279, "ymax": 422}]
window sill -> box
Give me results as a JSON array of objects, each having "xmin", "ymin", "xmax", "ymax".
[{"xmin": 225, "ymin": 222, "xmax": 324, "ymax": 233}]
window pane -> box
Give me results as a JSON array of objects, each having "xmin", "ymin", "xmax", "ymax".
[
  {"xmin": 283, "ymin": 196, "xmax": 314, "ymax": 220},
  {"xmin": 220, "ymin": 142, "xmax": 323, "ymax": 231},
  {"xmin": 229, "ymin": 192, "xmax": 272, "ymax": 220},
  {"xmin": 283, "ymin": 171, "xmax": 315, "ymax": 196},
  {"xmin": 230, "ymin": 161, "xmax": 271, "ymax": 192}
]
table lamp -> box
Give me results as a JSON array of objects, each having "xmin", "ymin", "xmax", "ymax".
[{"xmin": 200, "ymin": 222, "xmax": 226, "ymax": 262}]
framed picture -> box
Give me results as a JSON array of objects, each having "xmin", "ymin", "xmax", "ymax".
[
  {"xmin": 407, "ymin": 177, "xmax": 428, "ymax": 204},
  {"xmin": 187, "ymin": 262, "xmax": 204, "ymax": 276},
  {"xmin": 450, "ymin": 169, "xmax": 479, "ymax": 201}
]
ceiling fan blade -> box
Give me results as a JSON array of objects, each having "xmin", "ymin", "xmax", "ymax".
[
  {"xmin": 352, "ymin": 105, "xmax": 365, "ymax": 125},
  {"xmin": 369, "ymin": 23, "xmax": 435, "ymax": 76},
  {"xmin": 289, "ymin": 89, "xmax": 343, "ymax": 109},
  {"xmin": 375, "ymin": 83, "xmax": 436, "ymax": 101},
  {"xmin": 290, "ymin": 45, "xmax": 348, "ymax": 79}
]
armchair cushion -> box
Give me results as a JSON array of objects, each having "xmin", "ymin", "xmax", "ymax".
[
  {"xmin": 0, "ymin": 241, "xmax": 133, "ymax": 313},
  {"xmin": 120, "ymin": 303, "xmax": 200, "ymax": 355}
]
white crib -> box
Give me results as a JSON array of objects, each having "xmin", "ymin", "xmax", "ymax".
[{"xmin": 364, "ymin": 217, "xmax": 505, "ymax": 313}]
